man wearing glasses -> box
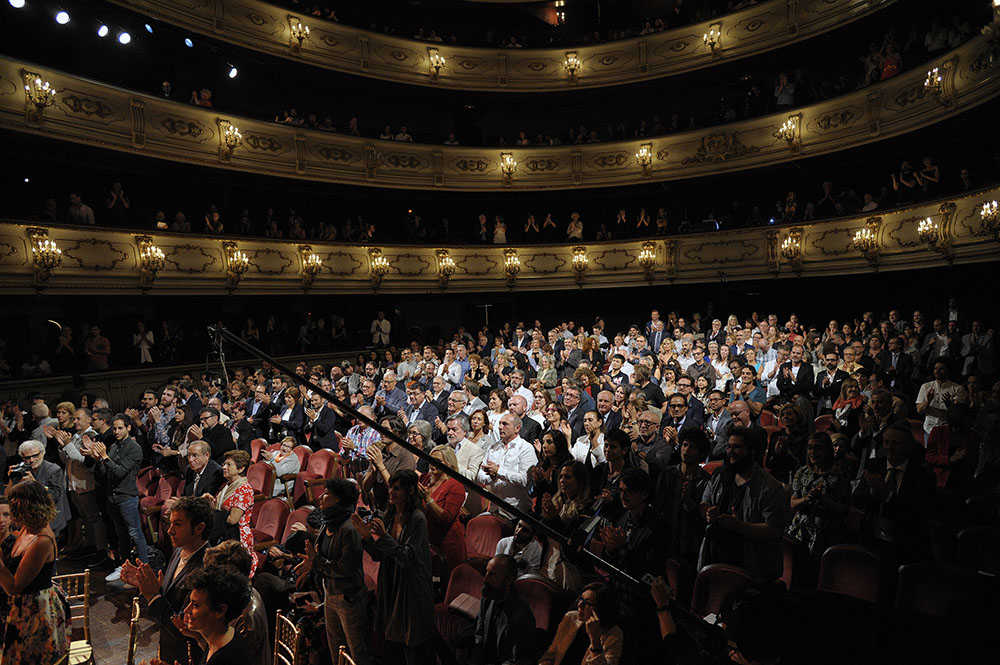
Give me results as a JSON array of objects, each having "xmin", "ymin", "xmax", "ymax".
[
  {"xmin": 631, "ymin": 410, "xmax": 671, "ymax": 479},
  {"xmin": 189, "ymin": 407, "xmax": 234, "ymax": 464},
  {"xmin": 15, "ymin": 440, "xmax": 69, "ymax": 536}
]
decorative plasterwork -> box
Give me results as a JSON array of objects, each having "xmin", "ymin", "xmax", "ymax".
[
  {"xmin": 108, "ymin": 0, "xmax": 896, "ymax": 92},
  {"xmin": 0, "ymin": 36, "xmax": 994, "ymax": 192},
  {"xmin": 2, "ymin": 187, "xmax": 996, "ymax": 295}
]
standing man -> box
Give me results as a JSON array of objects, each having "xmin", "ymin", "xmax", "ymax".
[
  {"xmin": 916, "ymin": 360, "xmax": 967, "ymax": 436},
  {"xmin": 16, "ymin": 440, "xmax": 69, "ymax": 537},
  {"xmin": 57, "ymin": 408, "xmax": 107, "ymax": 563},
  {"xmin": 478, "ymin": 414, "xmax": 538, "ymax": 514},
  {"xmin": 815, "ymin": 350, "xmax": 851, "ymax": 413}
]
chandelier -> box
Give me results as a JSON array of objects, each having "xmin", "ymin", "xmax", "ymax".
[
  {"xmin": 288, "ymin": 16, "xmax": 310, "ymax": 48},
  {"xmin": 635, "ymin": 143, "xmax": 653, "ymax": 175},
  {"xmin": 300, "ymin": 246, "xmax": 323, "ymax": 288},
  {"xmin": 638, "ymin": 241, "xmax": 656, "ymax": 279},
  {"xmin": 563, "ymin": 52, "xmax": 581, "ymax": 79},
  {"xmin": 499, "ymin": 152, "xmax": 517, "ymax": 185},
  {"xmin": 503, "ymin": 248, "xmax": 520, "ymax": 285},
  {"xmin": 436, "ymin": 249, "xmax": 456, "ymax": 287},
  {"xmin": 571, "ymin": 246, "xmax": 588, "ymax": 282},
  {"xmin": 428, "ymin": 48, "xmax": 446, "ymax": 80}
]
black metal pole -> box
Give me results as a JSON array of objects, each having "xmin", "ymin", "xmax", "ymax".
[{"xmin": 209, "ymin": 325, "xmax": 642, "ymax": 587}]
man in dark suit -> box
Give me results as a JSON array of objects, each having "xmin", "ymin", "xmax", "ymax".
[
  {"xmin": 596, "ymin": 390, "xmax": 622, "ymax": 433},
  {"xmin": 634, "ymin": 366, "xmax": 665, "ymax": 409},
  {"xmin": 877, "ymin": 335, "xmax": 914, "ymax": 394},
  {"xmin": 660, "ymin": 393, "xmax": 703, "ymax": 465},
  {"xmin": 673, "ymin": 376, "xmax": 705, "ymax": 430},
  {"xmin": 19, "ymin": 439, "xmax": 70, "ymax": 536},
  {"xmin": 194, "ymin": 407, "xmax": 234, "ymax": 464},
  {"xmin": 177, "ymin": 381, "xmax": 203, "ymax": 420},
  {"xmin": 814, "ymin": 350, "xmax": 851, "ymax": 412},
  {"xmin": 403, "ymin": 381, "xmax": 440, "ymax": 425},
  {"xmin": 646, "ymin": 319, "xmax": 668, "ymax": 356},
  {"xmin": 473, "ymin": 554, "xmax": 536, "ymax": 665},
  {"xmin": 245, "ymin": 384, "xmax": 274, "ymax": 439},
  {"xmin": 776, "ymin": 343, "xmax": 815, "ymax": 399},
  {"xmin": 562, "ymin": 382, "xmax": 586, "ymax": 441},
  {"xmin": 706, "ymin": 318, "xmax": 727, "ymax": 347},
  {"xmin": 123, "ymin": 496, "xmax": 211, "ymax": 665},
  {"xmin": 429, "ymin": 375, "xmax": 451, "ymax": 419},
  {"xmin": 507, "ymin": 395, "xmax": 541, "ymax": 444},
  {"xmin": 269, "ymin": 374, "xmax": 288, "ymax": 406},
  {"xmin": 179, "ymin": 441, "xmax": 224, "ymax": 499},
  {"xmin": 306, "ymin": 392, "xmax": 338, "ymax": 449},
  {"xmin": 705, "ymin": 391, "xmax": 733, "ymax": 460}
]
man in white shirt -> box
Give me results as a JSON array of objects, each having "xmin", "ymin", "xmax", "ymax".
[
  {"xmin": 505, "ymin": 370, "xmax": 534, "ymax": 410},
  {"xmin": 446, "ymin": 413, "xmax": 483, "ymax": 482},
  {"xmin": 676, "ymin": 335, "xmax": 696, "ymax": 372},
  {"xmin": 477, "ymin": 413, "xmax": 537, "ymax": 514},
  {"xmin": 916, "ymin": 360, "xmax": 967, "ymax": 435},
  {"xmin": 762, "ymin": 346, "xmax": 789, "ymax": 398}
]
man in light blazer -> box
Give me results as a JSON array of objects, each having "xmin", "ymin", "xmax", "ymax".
[{"xmin": 123, "ymin": 496, "xmax": 212, "ymax": 665}]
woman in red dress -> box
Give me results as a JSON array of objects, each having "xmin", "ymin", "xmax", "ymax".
[
  {"xmin": 418, "ymin": 445, "xmax": 467, "ymax": 572},
  {"xmin": 212, "ymin": 450, "xmax": 259, "ymax": 576}
]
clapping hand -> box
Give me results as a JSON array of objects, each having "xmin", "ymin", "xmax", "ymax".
[
  {"xmin": 88, "ymin": 441, "xmax": 108, "ymax": 460},
  {"xmin": 650, "ymin": 576, "xmax": 674, "ymax": 607},
  {"xmin": 599, "ymin": 525, "xmax": 626, "ymax": 553}
]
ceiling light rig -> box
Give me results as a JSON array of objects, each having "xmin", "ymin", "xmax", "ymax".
[{"xmin": 117, "ymin": 30, "xmax": 132, "ymax": 45}]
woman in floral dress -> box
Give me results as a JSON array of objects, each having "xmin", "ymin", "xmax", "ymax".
[
  {"xmin": 211, "ymin": 450, "xmax": 259, "ymax": 576},
  {"xmin": 0, "ymin": 481, "xmax": 69, "ymax": 665}
]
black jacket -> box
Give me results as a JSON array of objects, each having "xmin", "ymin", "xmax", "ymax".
[
  {"xmin": 813, "ymin": 368, "xmax": 851, "ymax": 403},
  {"xmin": 183, "ymin": 459, "xmax": 225, "ymax": 498},
  {"xmin": 90, "ymin": 436, "xmax": 142, "ymax": 498},
  {"xmin": 309, "ymin": 405, "xmax": 339, "ymax": 450},
  {"xmin": 202, "ymin": 423, "xmax": 236, "ymax": 464},
  {"xmin": 244, "ymin": 398, "xmax": 274, "ymax": 439},
  {"xmin": 147, "ymin": 543, "xmax": 207, "ymax": 664},
  {"xmin": 777, "ymin": 362, "xmax": 815, "ymax": 398}
]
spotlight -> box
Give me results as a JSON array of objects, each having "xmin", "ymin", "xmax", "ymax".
[
  {"xmin": 184, "ymin": 37, "xmax": 194, "ymax": 47},
  {"xmin": 97, "ymin": 24, "xmax": 109, "ymax": 38},
  {"xmin": 228, "ymin": 65, "xmax": 238, "ymax": 79},
  {"xmin": 117, "ymin": 30, "xmax": 131, "ymax": 45},
  {"xmin": 9, "ymin": 0, "xmax": 27, "ymax": 9},
  {"xmin": 23, "ymin": 177, "xmax": 30, "ymax": 183},
  {"xmin": 144, "ymin": 23, "xmax": 153, "ymax": 33},
  {"xmin": 55, "ymin": 10, "xmax": 70, "ymax": 24}
]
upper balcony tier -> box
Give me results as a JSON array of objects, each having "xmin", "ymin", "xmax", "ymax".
[
  {"xmin": 2, "ymin": 33, "xmax": 997, "ymax": 192},
  {"xmin": 108, "ymin": 0, "xmax": 897, "ymax": 92}
]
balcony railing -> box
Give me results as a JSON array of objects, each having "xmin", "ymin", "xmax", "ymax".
[
  {"xmin": 2, "ymin": 186, "xmax": 997, "ymax": 295},
  {"xmin": 108, "ymin": 0, "xmax": 897, "ymax": 91},
  {"xmin": 0, "ymin": 34, "xmax": 997, "ymax": 192}
]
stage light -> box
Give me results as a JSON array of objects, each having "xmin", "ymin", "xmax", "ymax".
[
  {"xmin": 184, "ymin": 37, "xmax": 194, "ymax": 47},
  {"xmin": 144, "ymin": 23, "xmax": 153, "ymax": 33},
  {"xmin": 117, "ymin": 30, "xmax": 131, "ymax": 45},
  {"xmin": 97, "ymin": 24, "xmax": 109, "ymax": 38},
  {"xmin": 228, "ymin": 65, "xmax": 238, "ymax": 79},
  {"xmin": 9, "ymin": 1, "xmax": 27, "ymax": 10},
  {"xmin": 55, "ymin": 11, "xmax": 70, "ymax": 25},
  {"xmin": 23, "ymin": 177, "xmax": 30, "ymax": 183}
]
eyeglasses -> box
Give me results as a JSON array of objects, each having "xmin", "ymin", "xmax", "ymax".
[
  {"xmin": 668, "ymin": 403, "xmax": 686, "ymax": 409},
  {"xmin": 638, "ymin": 420, "xmax": 658, "ymax": 426},
  {"xmin": 20, "ymin": 452, "xmax": 41, "ymax": 461},
  {"xmin": 576, "ymin": 597, "xmax": 597, "ymax": 608}
]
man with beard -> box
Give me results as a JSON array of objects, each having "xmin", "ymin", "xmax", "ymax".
[
  {"xmin": 494, "ymin": 520, "xmax": 542, "ymax": 575},
  {"xmin": 471, "ymin": 554, "xmax": 536, "ymax": 665},
  {"xmin": 699, "ymin": 427, "xmax": 788, "ymax": 580}
]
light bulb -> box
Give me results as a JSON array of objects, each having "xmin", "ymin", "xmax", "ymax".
[
  {"xmin": 184, "ymin": 37, "xmax": 194, "ymax": 47},
  {"xmin": 55, "ymin": 11, "xmax": 70, "ymax": 25},
  {"xmin": 228, "ymin": 66, "xmax": 238, "ymax": 79},
  {"xmin": 144, "ymin": 23, "xmax": 153, "ymax": 33},
  {"xmin": 97, "ymin": 24, "xmax": 109, "ymax": 37},
  {"xmin": 9, "ymin": 1, "xmax": 27, "ymax": 9},
  {"xmin": 118, "ymin": 31, "xmax": 131, "ymax": 45}
]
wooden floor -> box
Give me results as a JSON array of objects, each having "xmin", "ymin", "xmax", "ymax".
[{"xmin": 54, "ymin": 557, "xmax": 160, "ymax": 665}]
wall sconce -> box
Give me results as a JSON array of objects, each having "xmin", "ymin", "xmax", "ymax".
[
  {"xmin": 980, "ymin": 199, "xmax": 999, "ymax": 238},
  {"xmin": 571, "ymin": 246, "xmax": 588, "ymax": 283},
  {"xmin": 563, "ymin": 51, "xmax": 581, "ymax": 79},
  {"xmin": 638, "ymin": 240, "xmax": 657, "ymax": 279},
  {"xmin": 300, "ymin": 245, "xmax": 322, "ymax": 288},
  {"xmin": 223, "ymin": 241, "xmax": 250, "ymax": 290},
  {"xmin": 703, "ymin": 24, "xmax": 721, "ymax": 52},
  {"xmin": 21, "ymin": 70, "xmax": 57, "ymax": 122},
  {"xmin": 917, "ymin": 216, "xmax": 940, "ymax": 245},
  {"xmin": 27, "ymin": 227, "xmax": 62, "ymax": 288},
  {"xmin": 428, "ymin": 48, "xmax": 446, "ymax": 80},
  {"xmin": 288, "ymin": 15, "xmax": 310, "ymax": 50},
  {"xmin": 503, "ymin": 248, "xmax": 520, "ymax": 285},
  {"xmin": 774, "ymin": 114, "xmax": 800, "ymax": 147},
  {"xmin": 136, "ymin": 235, "xmax": 165, "ymax": 290},
  {"xmin": 499, "ymin": 152, "xmax": 517, "ymax": 185},
  {"xmin": 923, "ymin": 67, "xmax": 943, "ymax": 95},
  {"xmin": 368, "ymin": 247, "xmax": 390, "ymax": 287},
  {"xmin": 780, "ymin": 228, "xmax": 803, "ymax": 263},
  {"xmin": 436, "ymin": 249, "xmax": 456, "ymax": 287},
  {"xmin": 852, "ymin": 217, "xmax": 881, "ymax": 266},
  {"xmin": 217, "ymin": 119, "xmax": 242, "ymax": 159},
  {"xmin": 635, "ymin": 143, "xmax": 653, "ymax": 175}
]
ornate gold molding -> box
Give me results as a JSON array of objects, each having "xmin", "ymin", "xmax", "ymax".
[
  {"xmin": 108, "ymin": 0, "xmax": 897, "ymax": 92},
  {"xmin": 0, "ymin": 36, "xmax": 997, "ymax": 192},
  {"xmin": 1, "ymin": 188, "xmax": 997, "ymax": 295}
]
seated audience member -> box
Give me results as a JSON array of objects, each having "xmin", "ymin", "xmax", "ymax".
[
  {"xmin": 495, "ymin": 519, "xmax": 543, "ymax": 575},
  {"xmin": 204, "ymin": 540, "xmax": 271, "ymax": 665},
  {"xmin": 418, "ymin": 445, "xmax": 467, "ymax": 571},
  {"xmin": 271, "ymin": 387, "xmax": 306, "ymax": 444},
  {"xmin": 478, "ymin": 413, "xmax": 538, "ymax": 514},
  {"xmin": 123, "ymin": 495, "xmax": 212, "ymax": 664},
  {"xmin": 654, "ymin": 429, "xmax": 710, "ymax": 568},
  {"xmin": 699, "ymin": 427, "xmax": 789, "ymax": 581},
  {"xmin": 211, "ymin": 450, "xmax": 258, "ymax": 576},
  {"xmin": 540, "ymin": 461, "xmax": 593, "ymax": 532},
  {"xmin": 471, "ymin": 554, "xmax": 537, "ymax": 665},
  {"xmin": 195, "ymin": 407, "xmax": 236, "ymax": 464},
  {"xmin": 352, "ymin": 470, "xmax": 436, "ymax": 665},
  {"xmin": 260, "ymin": 436, "xmax": 301, "ymax": 496},
  {"xmin": 164, "ymin": 442, "xmax": 223, "ymax": 515},
  {"xmin": 529, "ymin": 430, "xmax": 572, "ymax": 514},
  {"xmin": 785, "ymin": 432, "xmax": 850, "ymax": 585},
  {"xmin": 541, "ymin": 582, "xmax": 623, "ymax": 665},
  {"xmin": 361, "ymin": 416, "xmax": 415, "ymax": 512},
  {"xmin": 179, "ymin": 564, "xmax": 253, "ymax": 665}
]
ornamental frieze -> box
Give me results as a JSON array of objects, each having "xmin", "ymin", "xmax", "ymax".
[{"xmin": 107, "ymin": 0, "xmax": 898, "ymax": 92}]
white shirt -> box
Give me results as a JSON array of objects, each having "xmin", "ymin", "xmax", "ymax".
[
  {"xmin": 571, "ymin": 434, "xmax": 605, "ymax": 466},
  {"xmin": 916, "ymin": 380, "xmax": 967, "ymax": 434},
  {"xmin": 477, "ymin": 436, "xmax": 538, "ymax": 513}
]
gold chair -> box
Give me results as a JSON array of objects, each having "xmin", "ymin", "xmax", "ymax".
[
  {"xmin": 273, "ymin": 611, "xmax": 302, "ymax": 665},
  {"xmin": 126, "ymin": 595, "xmax": 142, "ymax": 665},
  {"xmin": 52, "ymin": 570, "xmax": 94, "ymax": 665},
  {"xmin": 338, "ymin": 645, "xmax": 358, "ymax": 665}
]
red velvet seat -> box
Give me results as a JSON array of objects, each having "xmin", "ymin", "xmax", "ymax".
[
  {"xmin": 435, "ymin": 563, "xmax": 484, "ymax": 643},
  {"xmin": 691, "ymin": 564, "xmax": 754, "ymax": 618},
  {"xmin": 465, "ymin": 513, "xmax": 506, "ymax": 562},
  {"xmin": 907, "ymin": 419, "xmax": 925, "ymax": 448},
  {"xmin": 252, "ymin": 498, "xmax": 290, "ymax": 551},
  {"xmin": 956, "ymin": 526, "xmax": 1000, "ymax": 574},
  {"xmin": 280, "ymin": 506, "xmax": 315, "ymax": 544},
  {"xmin": 701, "ymin": 461, "xmax": 723, "ymax": 476},
  {"xmin": 250, "ymin": 438, "xmax": 267, "ymax": 463},
  {"xmin": 247, "ymin": 462, "xmax": 276, "ymax": 502},
  {"xmin": 817, "ymin": 545, "xmax": 880, "ymax": 603},
  {"xmin": 895, "ymin": 563, "xmax": 994, "ymax": 617},
  {"xmin": 139, "ymin": 475, "xmax": 183, "ymax": 544},
  {"xmin": 292, "ymin": 445, "xmax": 312, "ymax": 468},
  {"xmin": 813, "ymin": 414, "xmax": 835, "ymax": 433},
  {"xmin": 759, "ymin": 410, "xmax": 778, "ymax": 427},
  {"xmin": 136, "ymin": 466, "xmax": 160, "ymax": 497},
  {"xmin": 363, "ymin": 550, "xmax": 380, "ymax": 591},
  {"xmin": 293, "ymin": 449, "xmax": 341, "ymax": 505},
  {"xmin": 514, "ymin": 574, "xmax": 560, "ymax": 632}
]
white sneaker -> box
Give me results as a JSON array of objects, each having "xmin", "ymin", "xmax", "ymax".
[{"xmin": 105, "ymin": 566, "xmax": 122, "ymax": 582}]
